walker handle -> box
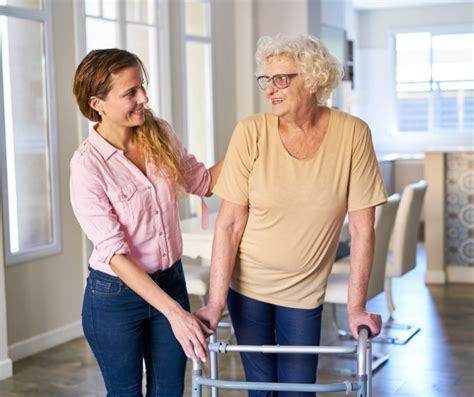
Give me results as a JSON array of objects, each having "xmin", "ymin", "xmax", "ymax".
[{"xmin": 357, "ymin": 324, "xmax": 372, "ymax": 338}]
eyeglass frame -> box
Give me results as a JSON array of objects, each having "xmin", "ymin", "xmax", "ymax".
[{"xmin": 256, "ymin": 73, "xmax": 299, "ymax": 90}]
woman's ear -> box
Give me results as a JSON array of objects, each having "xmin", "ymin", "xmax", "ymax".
[
  {"xmin": 309, "ymin": 84, "xmax": 318, "ymax": 95},
  {"xmin": 89, "ymin": 96, "xmax": 102, "ymax": 113}
]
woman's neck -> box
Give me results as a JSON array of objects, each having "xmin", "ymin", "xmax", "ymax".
[
  {"xmin": 280, "ymin": 105, "xmax": 326, "ymax": 136},
  {"xmin": 96, "ymin": 122, "xmax": 135, "ymax": 152}
]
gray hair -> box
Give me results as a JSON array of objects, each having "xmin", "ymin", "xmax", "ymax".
[{"xmin": 255, "ymin": 34, "xmax": 343, "ymax": 105}]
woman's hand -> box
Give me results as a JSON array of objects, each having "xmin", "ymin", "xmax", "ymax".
[
  {"xmin": 167, "ymin": 307, "xmax": 213, "ymax": 362},
  {"xmin": 348, "ymin": 307, "xmax": 382, "ymax": 339},
  {"xmin": 195, "ymin": 302, "xmax": 225, "ymax": 331}
]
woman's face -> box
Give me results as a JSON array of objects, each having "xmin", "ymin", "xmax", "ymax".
[
  {"xmin": 92, "ymin": 65, "xmax": 149, "ymax": 132},
  {"xmin": 263, "ymin": 55, "xmax": 314, "ymax": 119}
]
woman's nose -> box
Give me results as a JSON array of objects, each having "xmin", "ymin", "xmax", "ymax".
[
  {"xmin": 139, "ymin": 88, "xmax": 149, "ymax": 104},
  {"xmin": 265, "ymin": 82, "xmax": 277, "ymax": 96}
]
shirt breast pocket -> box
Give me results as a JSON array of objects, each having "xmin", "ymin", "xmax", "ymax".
[{"xmin": 109, "ymin": 182, "xmax": 140, "ymax": 223}]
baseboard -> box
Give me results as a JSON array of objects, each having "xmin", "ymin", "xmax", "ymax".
[
  {"xmin": 425, "ymin": 270, "xmax": 446, "ymax": 284},
  {"xmin": 0, "ymin": 358, "xmax": 12, "ymax": 380},
  {"xmin": 8, "ymin": 320, "xmax": 83, "ymax": 362},
  {"xmin": 447, "ymin": 266, "xmax": 474, "ymax": 283}
]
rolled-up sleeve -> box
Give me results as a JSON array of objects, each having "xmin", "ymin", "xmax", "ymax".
[
  {"xmin": 70, "ymin": 156, "xmax": 130, "ymax": 265},
  {"xmin": 181, "ymin": 151, "xmax": 211, "ymax": 196}
]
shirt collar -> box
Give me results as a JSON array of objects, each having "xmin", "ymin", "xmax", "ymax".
[{"xmin": 89, "ymin": 125, "xmax": 121, "ymax": 160}]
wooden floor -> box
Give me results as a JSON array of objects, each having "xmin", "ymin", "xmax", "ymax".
[{"xmin": 0, "ymin": 245, "xmax": 473, "ymax": 396}]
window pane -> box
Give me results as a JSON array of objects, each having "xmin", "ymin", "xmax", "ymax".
[
  {"xmin": 126, "ymin": 24, "xmax": 158, "ymax": 109},
  {"xmin": 126, "ymin": 0, "xmax": 154, "ymax": 24},
  {"xmin": 0, "ymin": 0, "xmax": 42, "ymax": 9},
  {"xmin": 396, "ymin": 32, "xmax": 431, "ymax": 83},
  {"xmin": 398, "ymin": 92, "xmax": 429, "ymax": 132},
  {"xmin": 127, "ymin": 24, "xmax": 152, "ymax": 72},
  {"xmin": 185, "ymin": 41, "xmax": 213, "ymax": 215},
  {"xmin": 185, "ymin": 0, "xmax": 209, "ymax": 37},
  {"xmin": 432, "ymin": 33, "xmax": 474, "ymax": 82},
  {"xmin": 85, "ymin": 0, "xmax": 100, "ymax": 16},
  {"xmin": 396, "ymin": 82, "xmax": 431, "ymax": 92},
  {"xmin": 434, "ymin": 91, "xmax": 459, "ymax": 129},
  {"xmin": 86, "ymin": 17, "xmax": 118, "ymax": 50},
  {"xmin": 439, "ymin": 81, "xmax": 474, "ymax": 91},
  {"xmin": 102, "ymin": 0, "xmax": 118, "ymax": 20},
  {"xmin": 1, "ymin": 16, "xmax": 52, "ymax": 252},
  {"xmin": 463, "ymin": 93, "xmax": 474, "ymax": 130},
  {"xmin": 185, "ymin": 41, "xmax": 213, "ymax": 165}
]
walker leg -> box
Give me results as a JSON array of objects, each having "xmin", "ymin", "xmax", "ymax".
[
  {"xmin": 366, "ymin": 342, "xmax": 372, "ymax": 397},
  {"xmin": 192, "ymin": 360, "xmax": 202, "ymax": 397},
  {"xmin": 209, "ymin": 334, "xmax": 219, "ymax": 397}
]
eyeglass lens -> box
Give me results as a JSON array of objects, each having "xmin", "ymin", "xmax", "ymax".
[{"xmin": 257, "ymin": 74, "xmax": 294, "ymax": 90}]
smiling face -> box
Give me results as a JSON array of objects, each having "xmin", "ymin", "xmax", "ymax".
[
  {"xmin": 90, "ymin": 65, "xmax": 149, "ymax": 134},
  {"xmin": 263, "ymin": 55, "xmax": 315, "ymax": 120}
]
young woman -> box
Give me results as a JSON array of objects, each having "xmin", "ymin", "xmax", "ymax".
[{"xmin": 71, "ymin": 48, "xmax": 221, "ymax": 396}]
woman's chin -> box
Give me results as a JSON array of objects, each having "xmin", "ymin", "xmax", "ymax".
[{"xmin": 130, "ymin": 115, "xmax": 146, "ymax": 126}]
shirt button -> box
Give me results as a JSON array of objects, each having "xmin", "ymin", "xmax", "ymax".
[
  {"xmin": 159, "ymin": 231, "xmax": 164, "ymax": 236},
  {"xmin": 155, "ymin": 210, "xmax": 159, "ymax": 214},
  {"xmin": 162, "ymin": 253, "xmax": 166, "ymax": 257}
]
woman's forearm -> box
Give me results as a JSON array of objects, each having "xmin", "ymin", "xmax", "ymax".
[
  {"xmin": 110, "ymin": 254, "xmax": 182, "ymax": 316},
  {"xmin": 208, "ymin": 202, "xmax": 248, "ymax": 311},
  {"xmin": 347, "ymin": 207, "xmax": 375, "ymax": 313},
  {"xmin": 109, "ymin": 254, "xmax": 211, "ymax": 360},
  {"xmin": 347, "ymin": 226, "xmax": 374, "ymax": 314},
  {"xmin": 206, "ymin": 159, "xmax": 224, "ymax": 196}
]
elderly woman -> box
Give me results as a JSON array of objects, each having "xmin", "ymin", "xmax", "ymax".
[{"xmin": 197, "ymin": 34, "xmax": 386, "ymax": 395}]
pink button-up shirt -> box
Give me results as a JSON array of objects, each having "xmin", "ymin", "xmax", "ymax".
[{"xmin": 70, "ymin": 123, "xmax": 211, "ymax": 276}]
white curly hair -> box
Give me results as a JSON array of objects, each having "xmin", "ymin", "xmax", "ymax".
[{"xmin": 255, "ymin": 34, "xmax": 344, "ymax": 105}]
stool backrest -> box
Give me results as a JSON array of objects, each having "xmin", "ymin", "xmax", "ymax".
[
  {"xmin": 388, "ymin": 180, "xmax": 428, "ymax": 277},
  {"xmin": 367, "ymin": 194, "xmax": 400, "ymax": 299}
]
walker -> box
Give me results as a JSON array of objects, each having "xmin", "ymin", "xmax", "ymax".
[{"xmin": 192, "ymin": 325, "xmax": 372, "ymax": 396}]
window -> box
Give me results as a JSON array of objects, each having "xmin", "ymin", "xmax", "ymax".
[
  {"xmin": 0, "ymin": 1, "xmax": 61, "ymax": 265},
  {"xmin": 395, "ymin": 31, "xmax": 474, "ymax": 133},
  {"xmin": 182, "ymin": 0, "xmax": 214, "ymax": 216}
]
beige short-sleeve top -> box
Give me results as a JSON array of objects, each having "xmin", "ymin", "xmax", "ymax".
[{"xmin": 213, "ymin": 109, "xmax": 387, "ymax": 309}]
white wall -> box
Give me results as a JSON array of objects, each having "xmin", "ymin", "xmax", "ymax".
[{"xmin": 353, "ymin": 3, "xmax": 474, "ymax": 155}]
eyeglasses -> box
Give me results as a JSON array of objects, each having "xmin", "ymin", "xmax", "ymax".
[{"xmin": 256, "ymin": 73, "xmax": 299, "ymax": 90}]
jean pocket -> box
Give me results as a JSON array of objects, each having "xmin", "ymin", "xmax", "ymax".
[{"xmin": 90, "ymin": 277, "xmax": 123, "ymax": 296}]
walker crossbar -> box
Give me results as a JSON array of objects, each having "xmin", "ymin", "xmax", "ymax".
[
  {"xmin": 191, "ymin": 326, "xmax": 372, "ymax": 397},
  {"xmin": 210, "ymin": 342, "xmax": 357, "ymax": 355},
  {"xmin": 193, "ymin": 377, "xmax": 362, "ymax": 393}
]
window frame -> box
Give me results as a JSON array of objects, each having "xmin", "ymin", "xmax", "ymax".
[
  {"xmin": 391, "ymin": 24, "xmax": 474, "ymax": 137},
  {"xmin": 0, "ymin": 0, "xmax": 62, "ymax": 265},
  {"xmin": 180, "ymin": 0, "xmax": 215, "ymax": 217},
  {"xmin": 181, "ymin": 0, "xmax": 215, "ymax": 166}
]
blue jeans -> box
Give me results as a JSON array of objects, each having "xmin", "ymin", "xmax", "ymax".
[
  {"xmin": 227, "ymin": 289, "xmax": 323, "ymax": 397},
  {"xmin": 82, "ymin": 260, "xmax": 189, "ymax": 397}
]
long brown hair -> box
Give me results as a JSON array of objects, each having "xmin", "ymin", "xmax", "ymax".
[{"xmin": 72, "ymin": 48, "xmax": 185, "ymax": 189}]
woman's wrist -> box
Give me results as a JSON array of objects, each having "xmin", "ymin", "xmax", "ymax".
[
  {"xmin": 207, "ymin": 298, "xmax": 226, "ymax": 314},
  {"xmin": 161, "ymin": 299, "xmax": 184, "ymax": 319}
]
